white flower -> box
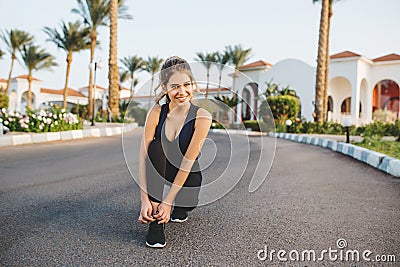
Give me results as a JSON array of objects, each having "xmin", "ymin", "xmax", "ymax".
[
  {"xmin": 32, "ymin": 114, "xmax": 36, "ymax": 119},
  {"xmin": 55, "ymin": 121, "xmax": 58, "ymax": 125},
  {"xmin": 53, "ymin": 114, "xmax": 57, "ymax": 119},
  {"xmin": 61, "ymin": 109, "xmax": 66, "ymax": 113},
  {"xmin": 38, "ymin": 115, "xmax": 42, "ymax": 121},
  {"xmin": 0, "ymin": 118, "xmax": 2, "ymax": 123},
  {"xmin": 4, "ymin": 121, "xmax": 8, "ymax": 125},
  {"xmin": 1, "ymin": 108, "xmax": 6, "ymax": 113},
  {"xmin": 39, "ymin": 124, "xmax": 43, "ymax": 130}
]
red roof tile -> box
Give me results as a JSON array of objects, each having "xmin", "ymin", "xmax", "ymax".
[
  {"xmin": 330, "ymin": 51, "xmax": 361, "ymax": 59},
  {"xmin": 13, "ymin": 74, "xmax": 41, "ymax": 81},
  {"xmin": 239, "ymin": 60, "xmax": 272, "ymax": 70},
  {"xmin": 41, "ymin": 88, "xmax": 86, "ymax": 97},
  {"xmin": 79, "ymin": 85, "xmax": 107, "ymax": 91},
  {"xmin": 0, "ymin": 78, "xmax": 7, "ymax": 83},
  {"xmin": 372, "ymin": 53, "xmax": 400, "ymax": 62}
]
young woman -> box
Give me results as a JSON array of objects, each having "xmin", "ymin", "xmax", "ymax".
[{"xmin": 138, "ymin": 56, "xmax": 212, "ymax": 248}]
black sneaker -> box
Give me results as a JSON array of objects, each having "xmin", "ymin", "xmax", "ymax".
[
  {"xmin": 170, "ymin": 208, "xmax": 188, "ymax": 223},
  {"xmin": 145, "ymin": 221, "xmax": 166, "ymax": 248}
]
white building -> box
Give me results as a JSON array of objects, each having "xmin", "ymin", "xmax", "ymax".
[
  {"xmin": 4, "ymin": 75, "xmax": 131, "ymax": 114},
  {"xmin": 234, "ymin": 51, "xmax": 400, "ymax": 125}
]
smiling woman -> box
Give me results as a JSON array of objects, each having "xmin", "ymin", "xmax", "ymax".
[{"xmin": 137, "ymin": 56, "xmax": 212, "ymax": 248}]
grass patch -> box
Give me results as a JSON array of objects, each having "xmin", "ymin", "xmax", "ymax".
[{"xmin": 355, "ymin": 136, "xmax": 400, "ymax": 159}]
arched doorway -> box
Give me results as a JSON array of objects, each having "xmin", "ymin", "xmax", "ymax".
[
  {"xmin": 372, "ymin": 80, "xmax": 399, "ymax": 119},
  {"xmin": 341, "ymin": 97, "xmax": 351, "ymax": 115},
  {"xmin": 21, "ymin": 91, "xmax": 35, "ymax": 112},
  {"xmin": 239, "ymin": 82, "xmax": 258, "ymax": 121},
  {"xmin": 241, "ymin": 88, "xmax": 251, "ymax": 120},
  {"xmin": 328, "ymin": 76, "xmax": 352, "ymax": 122},
  {"xmin": 341, "ymin": 97, "xmax": 362, "ymax": 117}
]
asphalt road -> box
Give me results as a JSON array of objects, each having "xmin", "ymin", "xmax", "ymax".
[{"xmin": 0, "ymin": 129, "xmax": 399, "ymax": 266}]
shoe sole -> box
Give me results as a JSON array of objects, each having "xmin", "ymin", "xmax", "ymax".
[
  {"xmin": 170, "ymin": 217, "xmax": 188, "ymax": 223},
  {"xmin": 146, "ymin": 242, "xmax": 166, "ymax": 248}
]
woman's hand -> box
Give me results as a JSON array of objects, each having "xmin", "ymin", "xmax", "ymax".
[
  {"xmin": 138, "ymin": 199, "xmax": 155, "ymax": 224},
  {"xmin": 153, "ymin": 202, "xmax": 172, "ymax": 224}
]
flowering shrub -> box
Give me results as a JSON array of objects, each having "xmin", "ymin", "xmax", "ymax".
[{"xmin": 0, "ymin": 106, "xmax": 82, "ymax": 133}]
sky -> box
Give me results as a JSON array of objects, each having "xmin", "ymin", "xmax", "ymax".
[{"xmin": 0, "ymin": 0, "xmax": 399, "ymax": 94}]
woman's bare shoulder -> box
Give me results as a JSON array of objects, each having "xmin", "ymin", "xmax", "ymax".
[
  {"xmin": 196, "ymin": 107, "xmax": 212, "ymax": 120},
  {"xmin": 146, "ymin": 104, "xmax": 162, "ymax": 124}
]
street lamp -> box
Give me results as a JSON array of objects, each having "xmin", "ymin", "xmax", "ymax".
[
  {"xmin": 342, "ymin": 116, "xmax": 352, "ymax": 143},
  {"xmin": 88, "ymin": 61, "xmax": 103, "ymax": 126},
  {"xmin": 285, "ymin": 119, "xmax": 292, "ymax": 133}
]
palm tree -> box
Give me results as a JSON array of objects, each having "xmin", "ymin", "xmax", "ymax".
[
  {"xmin": 225, "ymin": 45, "xmax": 252, "ymax": 101},
  {"xmin": 44, "ymin": 21, "xmax": 91, "ymax": 109},
  {"xmin": 120, "ymin": 55, "xmax": 144, "ymax": 98},
  {"xmin": 0, "ymin": 49, "xmax": 4, "ymax": 61},
  {"xmin": 195, "ymin": 52, "xmax": 217, "ymax": 99},
  {"xmin": 215, "ymin": 50, "xmax": 231, "ymax": 98},
  {"xmin": 0, "ymin": 29, "xmax": 34, "ymax": 94},
  {"xmin": 72, "ymin": 0, "xmax": 131, "ymax": 119},
  {"xmin": 143, "ymin": 56, "xmax": 163, "ymax": 109},
  {"xmin": 108, "ymin": 0, "xmax": 120, "ymax": 119},
  {"xmin": 313, "ymin": 0, "xmax": 336, "ymax": 123},
  {"xmin": 20, "ymin": 45, "xmax": 57, "ymax": 110}
]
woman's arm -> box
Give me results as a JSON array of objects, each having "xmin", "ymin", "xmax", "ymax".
[
  {"xmin": 163, "ymin": 108, "xmax": 212, "ymax": 205},
  {"xmin": 138, "ymin": 105, "xmax": 160, "ymax": 223}
]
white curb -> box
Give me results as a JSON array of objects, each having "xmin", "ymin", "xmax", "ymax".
[
  {"xmin": 273, "ymin": 132, "xmax": 399, "ymax": 178},
  {"xmin": 0, "ymin": 123, "xmax": 138, "ymax": 147}
]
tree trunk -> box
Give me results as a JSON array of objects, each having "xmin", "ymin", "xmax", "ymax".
[
  {"xmin": 217, "ymin": 71, "xmax": 222, "ymax": 98},
  {"xmin": 216, "ymin": 70, "xmax": 223, "ymax": 122},
  {"xmin": 205, "ymin": 68, "xmax": 210, "ymax": 99},
  {"xmin": 5, "ymin": 54, "xmax": 16, "ymax": 95},
  {"xmin": 63, "ymin": 52, "xmax": 73, "ymax": 109},
  {"xmin": 27, "ymin": 73, "xmax": 32, "ymax": 110},
  {"xmin": 232, "ymin": 70, "xmax": 238, "ymax": 101},
  {"xmin": 88, "ymin": 30, "xmax": 97, "ymax": 119},
  {"xmin": 323, "ymin": 3, "xmax": 333, "ymax": 122},
  {"xmin": 108, "ymin": 0, "xmax": 120, "ymax": 119},
  {"xmin": 314, "ymin": 0, "xmax": 330, "ymax": 123},
  {"xmin": 130, "ymin": 73, "xmax": 134, "ymax": 99}
]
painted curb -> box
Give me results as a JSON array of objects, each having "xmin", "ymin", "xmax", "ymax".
[
  {"xmin": 273, "ymin": 132, "xmax": 399, "ymax": 178},
  {"xmin": 379, "ymin": 157, "xmax": 400, "ymax": 177},
  {"xmin": 0, "ymin": 123, "xmax": 138, "ymax": 147}
]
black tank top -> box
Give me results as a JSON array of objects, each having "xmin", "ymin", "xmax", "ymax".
[{"xmin": 154, "ymin": 103, "xmax": 201, "ymax": 176}]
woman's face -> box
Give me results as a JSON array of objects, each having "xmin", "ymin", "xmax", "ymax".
[{"xmin": 165, "ymin": 71, "xmax": 193, "ymax": 105}]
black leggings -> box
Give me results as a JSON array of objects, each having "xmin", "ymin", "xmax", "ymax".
[{"xmin": 146, "ymin": 139, "xmax": 202, "ymax": 212}]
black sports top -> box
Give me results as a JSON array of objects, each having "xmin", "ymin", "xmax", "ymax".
[{"xmin": 154, "ymin": 103, "xmax": 201, "ymax": 175}]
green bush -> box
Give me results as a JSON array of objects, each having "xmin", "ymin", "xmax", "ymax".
[
  {"xmin": 243, "ymin": 120, "xmax": 274, "ymax": 132},
  {"xmin": 259, "ymin": 95, "xmax": 300, "ymax": 124},
  {"xmin": 0, "ymin": 92, "xmax": 8, "ymax": 109},
  {"xmin": 211, "ymin": 120, "xmax": 224, "ymax": 129}
]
